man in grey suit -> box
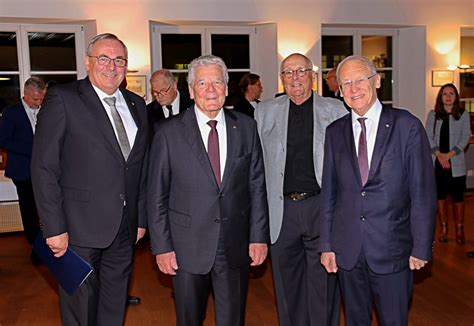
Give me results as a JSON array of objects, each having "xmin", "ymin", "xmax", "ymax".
[
  {"xmin": 148, "ymin": 55, "xmax": 269, "ymax": 326},
  {"xmin": 255, "ymin": 53, "xmax": 347, "ymax": 326},
  {"xmin": 31, "ymin": 33, "xmax": 149, "ymax": 325}
]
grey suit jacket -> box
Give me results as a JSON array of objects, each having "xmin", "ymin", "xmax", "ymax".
[{"xmin": 255, "ymin": 92, "xmax": 347, "ymax": 243}]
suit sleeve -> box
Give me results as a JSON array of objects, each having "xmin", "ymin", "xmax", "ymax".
[
  {"xmin": 0, "ymin": 107, "xmax": 32, "ymax": 157},
  {"xmin": 452, "ymin": 112, "xmax": 471, "ymax": 155},
  {"xmin": 147, "ymin": 126, "xmax": 174, "ymax": 255},
  {"xmin": 248, "ymin": 124, "xmax": 270, "ymax": 244},
  {"xmin": 31, "ymin": 87, "xmax": 68, "ymax": 237},
  {"xmin": 138, "ymin": 143, "xmax": 149, "ymax": 229},
  {"xmin": 319, "ymin": 126, "xmax": 337, "ymax": 253},
  {"xmin": 407, "ymin": 118, "xmax": 437, "ymax": 260}
]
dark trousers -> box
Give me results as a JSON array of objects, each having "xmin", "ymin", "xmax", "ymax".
[
  {"xmin": 338, "ymin": 252, "xmax": 413, "ymax": 326},
  {"xmin": 173, "ymin": 231, "xmax": 249, "ymax": 326},
  {"xmin": 271, "ymin": 195, "xmax": 340, "ymax": 326},
  {"xmin": 12, "ymin": 178, "xmax": 40, "ymax": 245},
  {"xmin": 59, "ymin": 214, "xmax": 133, "ymax": 326}
]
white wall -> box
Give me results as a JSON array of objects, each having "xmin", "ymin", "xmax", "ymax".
[{"xmin": 1, "ymin": 0, "xmax": 473, "ymax": 117}]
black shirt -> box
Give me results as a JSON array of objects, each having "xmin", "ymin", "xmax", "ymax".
[{"xmin": 283, "ymin": 94, "xmax": 320, "ymax": 194}]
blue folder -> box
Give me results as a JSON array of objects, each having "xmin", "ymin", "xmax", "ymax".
[{"xmin": 32, "ymin": 232, "xmax": 93, "ymax": 296}]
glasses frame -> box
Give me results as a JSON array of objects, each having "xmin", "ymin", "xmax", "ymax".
[
  {"xmin": 88, "ymin": 55, "xmax": 128, "ymax": 68},
  {"xmin": 153, "ymin": 83, "xmax": 173, "ymax": 97},
  {"xmin": 280, "ymin": 68, "xmax": 313, "ymax": 79},
  {"xmin": 339, "ymin": 73, "xmax": 377, "ymax": 91}
]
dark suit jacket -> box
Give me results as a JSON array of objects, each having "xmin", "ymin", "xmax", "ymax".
[
  {"xmin": 319, "ymin": 106, "xmax": 436, "ymax": 274},
  {"xmin": 146, "ymin": 92, "xmax": 193, "ymax": 126},
  {"xmin": 147, "ymin": 107, "xmax": 269, "ymax": 274},
  {"xmin": 0, "ymin": 101, "xmax": 34, "ymax": 181},
  {"xmin": 31, "ymin": 78, "xmax": 149, "ymax": 248},
  {"xmin": 232, "ymin": 97, "xmax": 255, "ymax": 118}
]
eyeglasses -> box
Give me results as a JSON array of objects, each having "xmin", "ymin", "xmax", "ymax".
[
  {"xmin": 280, "ymin": 68, "xmax": 313, "ymax": 79},
  {"xmin": 88, "ymin": 55, "xmax": 127, "ymax": 68},
  {"xmin": 152, "ymin": 84, "xmax": 172, "ymax": 97},
  {"xmin": 340, "ymin": 73, "xmax": 377, "ymax": 91}
]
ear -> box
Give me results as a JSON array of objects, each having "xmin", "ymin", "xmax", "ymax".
[
  {"xmin": 374, "ymin": 74, "xmax": 381, "ymax": 89},
  {"xmin": 188, "ymin": 84, "xmax": 195, "ymax": 99},
  {"xmin": 85, "ymin": 55, "xmax": 91, "ymax": 72},
  {"xmin": 225, "ymin": 85, "xmax": 228, "ymax": 97}
]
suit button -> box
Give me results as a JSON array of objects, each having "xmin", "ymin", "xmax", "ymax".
[
  {"xmin": 361, "ymin": 191, "xmax": 366, "ymax": 197},
  {"xmin": 214, "ymin": 218, "xmax": 220, "ymax": 223},
  {"xmin": 281, "ymin": 172, "xmax": 284, "ymax": 177},
  {"xmin": 119, "ymin": 194, "xmax": 125, "ymax": 200},
  {"xmin": 360, "ymin": 215, "xmax": 365, "ymax": 221},
  {"xmin": 279, "ymin": 196, "xmax": 283, "ymax": 200}
]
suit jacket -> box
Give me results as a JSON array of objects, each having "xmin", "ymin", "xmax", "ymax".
[
  {"xmin": 147, "ymin": 107, "xmax": 269, "ymax": 274},
  {"xmin": 146, "ymin": 91, "xmax": 193, "ymax": 126},
  {"xmin": 319, "ymin": 106, "xmax": 436, "ymax": 274},
  {"xmin": 255, "ymin": 92, "xmax": 348, "ymax": 244},
  {"xmin": 0, "ymin": 101, "xmax": 34, "ymax": 181},
  {"xmin": 232, "ymin": 97, "xmax": 256, "ymax": 118},
  {"xmin": 31, "ymin": 78, "xmax": 149, "ymax": 248},
  {"xmin": 425, "ymin": 110, "xmax": 471, "ymax": 177}
]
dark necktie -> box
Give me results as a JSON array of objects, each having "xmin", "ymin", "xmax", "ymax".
[
  {"xmin": 166, "ymin": 105, "xmax": 173, "ymax": 117},
  {"xmin": 207, "ymin": 120, "xmax": 221, "ymax": 187},
  {"xmin": 103, "ymin": 97, "xmax": 131, "ymax": 161},
  {"xmin": 357, "ymin": 118, "xmax": 369, "ymax": 185}
]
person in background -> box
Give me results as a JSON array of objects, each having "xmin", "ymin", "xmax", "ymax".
[
  {"xmin": 256, "ymin": 53, "xmax": 346, "ymax": 326},
  {"xmin": 0, "ymin": 76, "xmax": 46, "ymax": 263},
  {"xmin": 147, "ymin": 55, "xmax": 269, "ymax": 326},
  {"xmin": 320, "ymin": 55, "xmax": 436, "ymax": 325},
  {"xmin": 147, "ymin": 69, "xmax": 193, "ymax": 130},
  {"xmin": 31, "ymin": 33, "xmax": 149, "ymax": 325},
  {"xmin": 425, "ymin": 83, "xmax": 470, "ymax": 244},
  {"xmin": 325, "ymin": 68, "xmax": 340, "ymax": 99},
  {"xmin": 233, "ymin": 73, "xmax": 263, "ymax": 118}
]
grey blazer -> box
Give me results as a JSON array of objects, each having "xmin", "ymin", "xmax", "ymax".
[
  {"xmin": 425, "ymin": 110, "xmax": 471, "ymax": 177},
  {"xmin": 255, "ymin": 92, "xmax": 347, "ymax": 243}
]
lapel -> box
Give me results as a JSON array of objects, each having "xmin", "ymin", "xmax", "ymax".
[
  {"xmin": 78, "ymin": 78, "xmax": 124, "ymax": 162},
  {"xmin": 367, "ymin": 106, "xmax": 393, "ymax": 181},
  {"xmin": 179, "ymin": 106, "xmax": 219, "ymax": 189},
  {"xmin": 18, "ymin": 102, "xmax": 34, "ymax": 136},
  {"xmin": 220, "ymin": 109, "xmax": 239, "ymax": 191},
  {"xmin": 120, "ymin": 88, "xmax": 145, "ymax": 162},
  {"xmin": 274, "ymin": 95, "xmax": 290, "ymax": 150},
  {"xmin": 342, "ymin": 115, "xmax": 362, "ymax": 186}
]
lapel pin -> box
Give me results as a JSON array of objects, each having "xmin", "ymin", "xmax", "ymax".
[
  {"xmin": 386, "ymin": 124, "xmax": 389, "ymax": 128},
  {"xmin": 233, "ymin": 125, "xmax": 237, "ymax": 129}
]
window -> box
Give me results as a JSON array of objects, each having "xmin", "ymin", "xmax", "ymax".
[{"xmin": 460, "ymin": 28, "xmax": 474, "ymax": 113}]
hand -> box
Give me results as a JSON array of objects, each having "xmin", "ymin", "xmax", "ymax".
[
  {"xmin": 46, "ymin": 232, "xmax": 69, "ymax": 258},
  {"xmin": 156, "ymin": 251, "xmax": 178, "ymax": 275},
  {"xmin": 249, "ymin": 243, "xmax": 268, "ymax": 266},
  {"xmin": 409, "ymin": 256, "xmax": 428, "ymax": 270},
  {"xmin": 136, "ymin": 227, "xmax": 146, "ymax": 244},
  {"xmin": 436, "ymin": 152, "xmax": 451, "ymax": 169},
  {"xmin": 321, "ymin": 252, "xmax": 338, "ymax": 273}
]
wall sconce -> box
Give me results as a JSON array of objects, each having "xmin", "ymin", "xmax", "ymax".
[{"xmin": 446, "ymin": 64, "xmax": 472, "ymax": 71}]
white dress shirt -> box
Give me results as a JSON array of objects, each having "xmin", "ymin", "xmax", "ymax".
[
  {"xmin": 92, "ymin": 85, "xmax": 138, "ymax": 148},
  {"xmin": 21, "ymin": 98, "xmax": 40, "ymax": 134},
  {"xmin": 195, "ymin": 106, "xmax": 227, "ymax": 180},
  {"xmin": 162, "ymin": 90, "xmax": 181, "ymax": 118},
  {"xmin": 351, "ymin": 99, "xmax": 383, "ymax": 169}
]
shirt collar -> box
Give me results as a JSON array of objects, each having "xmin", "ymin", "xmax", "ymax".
[
  {"xmin": 351, "ymin": 99, "xmax": 382, "ymax": 125},
  {"xmin": 194, "ymin": 105, "xmax": 225, "ymax": 129},
  {"xmin": 91, "ymin": 85, "xmax": 120, "ymax": 101}
]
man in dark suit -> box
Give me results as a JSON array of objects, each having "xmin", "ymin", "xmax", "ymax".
[
  {"xmin": 147, "ymin": 69, "xmax": 192, "ymax": 128},
  {"xmin": 319, "ymin": 55, "xmax": 436, "ymax": 325},
  {"xmin": 232, "ymin": 73, "xmax": 262, "ymax": 118},
  {"xmin": 31, "ymin": 33, "xmax": 149, "ymax": 325},
  {"xmin": 148, "ymin": 55, "xmax": 269, "ymax": 326},
  {"xmin": 0, "ymin": 77, "xmax": 46, "ymax": 260},
  {"xmin": 325, "ymin": 67, "xmax": 350, "ymax": 111}
]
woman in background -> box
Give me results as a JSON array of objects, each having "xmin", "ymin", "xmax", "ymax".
[{"xmin": 425, "ymin": 83, "xmax": 471, "ymax": 244}]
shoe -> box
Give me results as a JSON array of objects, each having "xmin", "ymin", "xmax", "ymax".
[
  {"xmin": 127, "ymin": 295, "xmax": 141, "ymax": 305},
  {"xmin": 467, "ymin": 251, "xmax": 474, "ymax": 258},
  {"xmin": 30, "ymin": 251, "xmax": 42, "ymax": 265}
]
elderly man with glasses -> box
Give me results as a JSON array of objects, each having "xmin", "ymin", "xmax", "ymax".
[
  {"xmin": 147, "ymin": 69, "xmax": 193, "ymax": 131},
  {"xmin": 255, "ymin": 53, "xmax": 347, "ymax": 326}
]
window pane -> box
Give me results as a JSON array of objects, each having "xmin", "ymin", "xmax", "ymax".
[
  {"xmin": 0, "ymin": 32, "xmax": 19, "ymax": 71},
  {"xmin": 0, "ymin": 75, "xmax": 20, "ymax": 110},
  {"xmin": 460, "ymin": 70, "xmax": 474, "ymax": 99},
  {"xmin": 377, "ymin": 70, "xmax": 392, "ymax": 102},
  {"xmin": 29, "ymin": 32, "xmax": 76, "ymax": 71},
  {"xmin": 362, "ymin": 36, "xmax": 392, "ymax": 67},
  {"xmin": 322, "ymin": 36, "xmax": 353, "ymax": 69},
  {"xmin": 33, "ymin": 74, "xmax": 77, "ymax": 87},
  {"xmin": 211, "ymin": 34, "xmax": 249, "ymax": 69},
  {"xmin": 225, "ymin": 71, "xmax": 247, "ymax": 107},
  {"xmin": 161, "ymin": 34, "xmax": 202, "ymax": 70}
]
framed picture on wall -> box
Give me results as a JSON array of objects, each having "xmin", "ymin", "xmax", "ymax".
[
  {"xmin": 432, "ymin": 70, "xmax": 454, "ymax": 87},
  {"xmin": 125, "ymin": 75, "xmax": 147, "ymax": 99}
]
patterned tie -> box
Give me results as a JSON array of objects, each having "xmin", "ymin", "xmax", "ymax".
[
  {"xmin": 103, "ymin": 97, "xmax": 131, "ymax": 161},
  {"xmin": 357, "ymin": 118, "xmax": 369, "ymax": 186},
  {"xmin": 166, "ymin": 105, "xmax": 173, "ymax": 117},
  {"xmin": 207, "ymin": 120, "xmax": 221, "ymax": 187}
]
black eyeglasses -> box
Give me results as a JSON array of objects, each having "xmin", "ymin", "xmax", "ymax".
[
  {"xmin": 280, "ymin": 68, "xmax": 313, "ymax": 79},
  {"xmin": 88, "ymin": 55, "xmax": 127, "ymax": 67},
  {"xmin": 152, "ymin": 84, "xmax": 173, "ymax": 97}
]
